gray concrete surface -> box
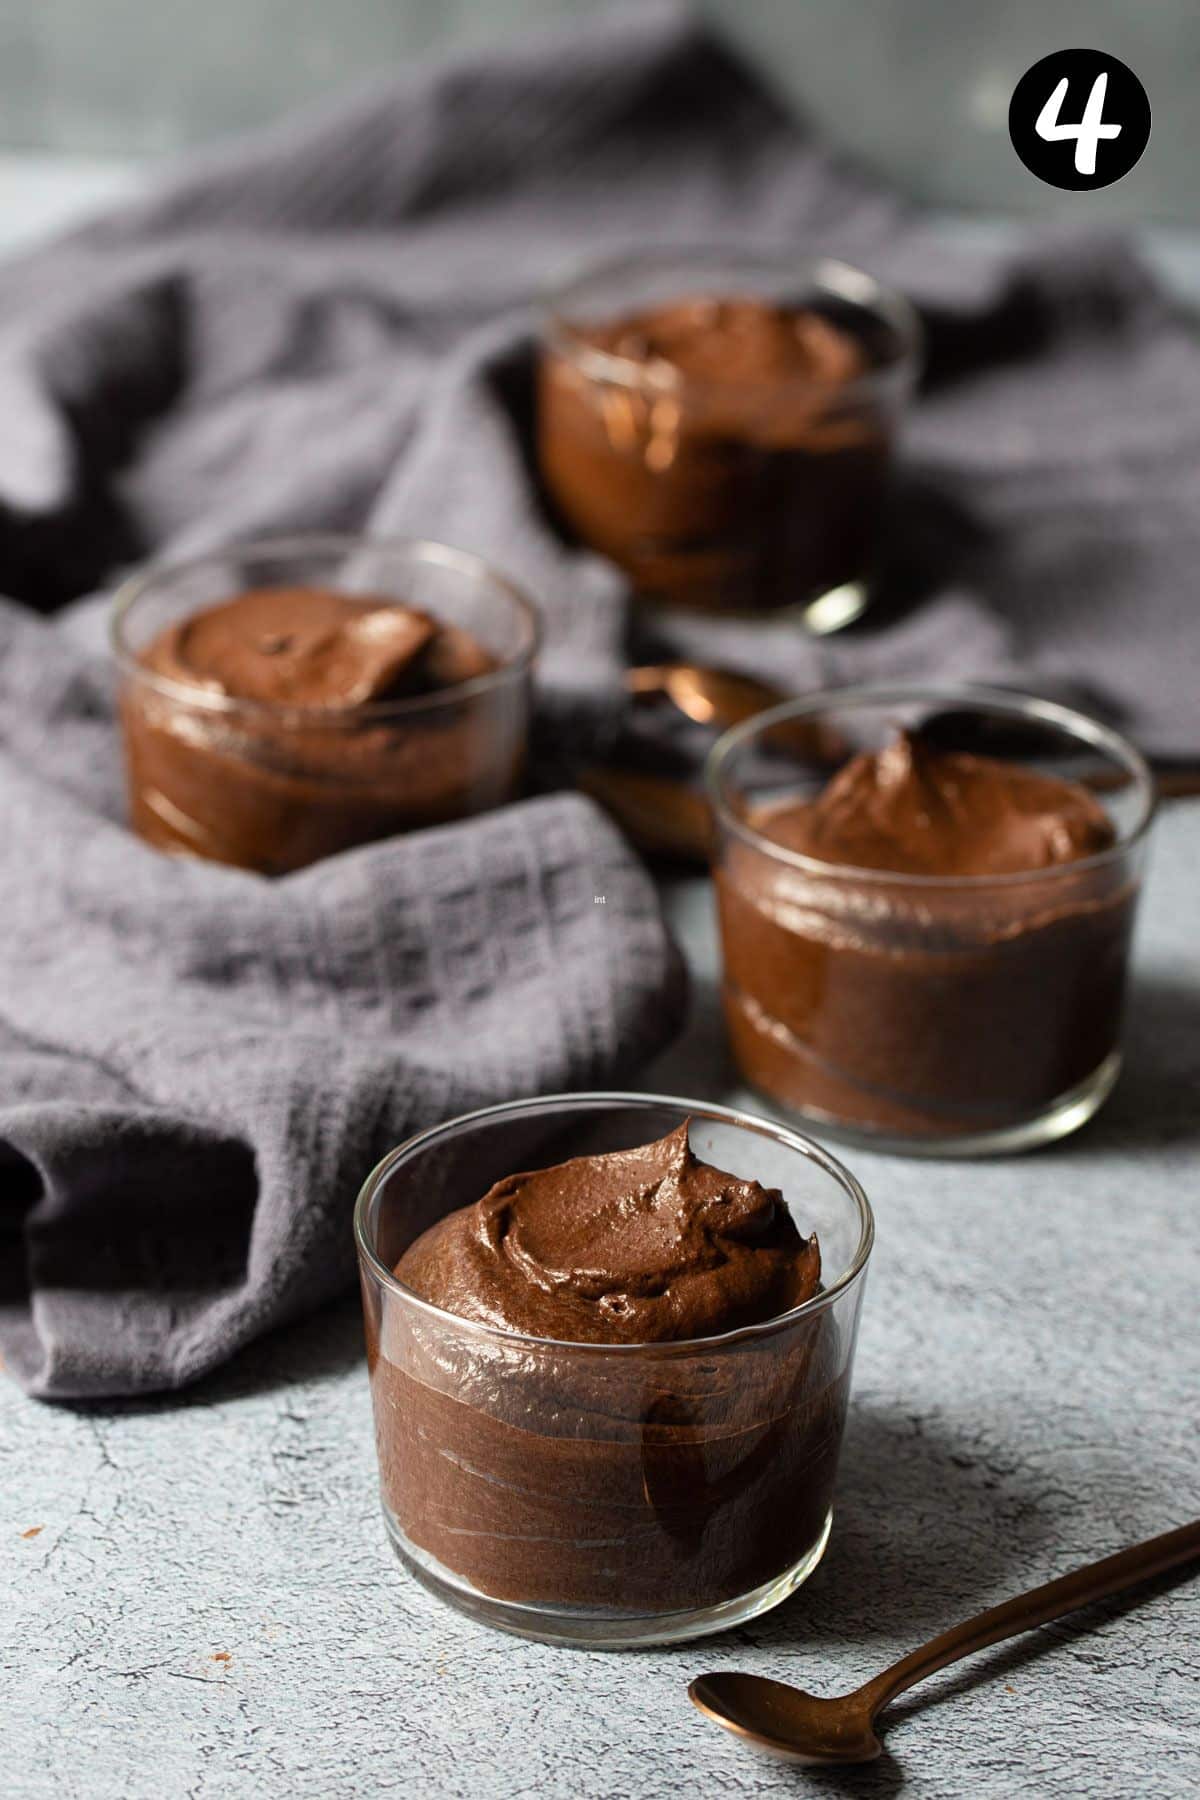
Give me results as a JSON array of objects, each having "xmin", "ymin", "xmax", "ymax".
[{"xmin": 3, "ymin": 804, "xmax": 1199, "ymax": 1799}]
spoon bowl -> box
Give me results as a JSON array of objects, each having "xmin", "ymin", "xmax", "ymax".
[
  {"xmin": 627, "ymin": 664, "xmax": 791, "ymax": 732},
  {"xmin": 689, "ymin": 1672, "xmax": 881, "ymax": 1764},
  {"xmin": 626, "ymin": 663, "xmax": 846, "ymax": 761}
]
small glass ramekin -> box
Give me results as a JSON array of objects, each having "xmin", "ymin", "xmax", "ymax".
[
  {"xmin": 112, "ymin": 534, "xmax": 540, "ymax": 874},
  {"xmin": 355, "ymin": 1092, "xmax": 873, "ymax": 1648},
  {"xmin": 708, "ymin": 684, "xmax": 1156, "ymax": 1157},
  {"xmin": 537, "ymin": 249, "xmax": 920, "ymax": 631}
]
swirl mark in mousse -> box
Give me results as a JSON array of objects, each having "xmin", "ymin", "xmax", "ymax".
[
  {"xmin": 757, "ymin": 730, "xmax": 1116, "ymax": 877},
  {"xmin": 149, "ymin": 585, "xmax": 495, "ymax": 709},
  {"xmin": 396, "ymin": 1120, "xmax": 821, "ymax": 1344}
]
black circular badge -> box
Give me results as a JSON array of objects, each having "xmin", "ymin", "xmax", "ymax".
[{"xmin": 1009, "ymin": 49, "xmax": 1150, "ymax": 192}]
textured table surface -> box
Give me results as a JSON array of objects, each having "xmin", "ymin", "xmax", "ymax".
[{"xmin": 4, "ymin": 800, "xmax": 1199, "ymax": 1799}]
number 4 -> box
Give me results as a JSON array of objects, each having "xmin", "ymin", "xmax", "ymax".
[{"xmin": 1036, "ymin": 73, "xmax": 1121, "ymax": 176}]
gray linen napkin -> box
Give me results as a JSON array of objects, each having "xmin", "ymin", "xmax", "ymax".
[
  {"xmin": 0, "ymin": 598, "xmax": 685, "ymax": 1397},
  {"xmin": 2, "ymin": 2, "xmax": 1199, "ymax": 1399}
]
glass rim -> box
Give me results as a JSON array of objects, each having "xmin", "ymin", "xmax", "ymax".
[
  {"xmin": 706, "ymin": 681, "xmax": 1157, "ymax": 890},
  {"xmin": 353, "ymin": 1089, "xmax": 874, "ymax": 1355},
  {"xmin": 541, "ymin": 247, "xmax": 923, "ymax": 399},
  {"xmin": 110, "ymin": 532, "xmax": 542, "ymax": 726}
]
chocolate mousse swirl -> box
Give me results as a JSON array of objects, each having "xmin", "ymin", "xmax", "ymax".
[
  {"xmin": 397, "ymin": 1121, "xmax": 820, "ymax": 1345},
  {"xmin": 757, "ymin": 731, "xmax": 1116, "ymax": 877},
  {"xmin": 143, "ymin": 584, "xmax": 496, "ymax": 709}
]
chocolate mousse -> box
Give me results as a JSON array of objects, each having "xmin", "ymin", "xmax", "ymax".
[
  {"xmin": 398, "ymin": 1119, "xmax": 821, "ymax": 1341},
  {"xmin": 715, "ymin": 731, "xmax": 1138, "ymax": 1141},
  {"xmin": 120, "ymin": 585, "xmax": 523, "ymax": 873},
  {"xmin": 368, "ymin": 1122, "xmax": 845, "ymax": 1613},
  {"xmin": 538, "ymin": 294, "xmax": 894, "ymax": 614}
]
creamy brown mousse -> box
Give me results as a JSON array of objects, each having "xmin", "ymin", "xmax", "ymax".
[
  {"xmin": 716, "ymin": 732, "xmax": 1136, "ymax": 1140},
  {"xmin": 369, "ymin": 1123, "xmax": 845, "ymax": 1613},
  {"xmin": 120, "ymin": 586, "xmax": 517, "ymax": 874},
  {"xmin": 398, "ymin": 1120, "xmax": 820, "ymax": 1341},
  {"xmin": 537, "ymin": 294, "xmax": 891, "ymax": 614},
  {"xmin": 769, "ymin": 731, "xmax": 1117, "ymax": 876}
]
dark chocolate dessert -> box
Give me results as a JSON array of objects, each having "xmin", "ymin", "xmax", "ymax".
[
  {"xmin": 368, "ymin": 1122, "xmax": 844, "ymax": 1613},
  {"xmin": 538, "ymin": 294, "xmax": 892, "ymax": 614},
  {"xmin": 120, "ymin": 585, "xmax": 522, "ymax": 874},
  {"xmin": 397, "ymin": 1118, "xmax": 820, "ymax": 1342},
  {"xmin": 715, "ymin": 731, "xmax": 1137, "ymax": 1140}
]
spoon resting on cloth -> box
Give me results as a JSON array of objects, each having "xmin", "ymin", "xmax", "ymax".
[{"xmin": 689, "ymin": 1517, "xmax": 1200, "ymax": 1765}]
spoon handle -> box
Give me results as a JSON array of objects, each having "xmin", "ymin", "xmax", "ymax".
[{"xmin": 865, "ymin": 1518, "xmax": 1200, "ymax": 1714}]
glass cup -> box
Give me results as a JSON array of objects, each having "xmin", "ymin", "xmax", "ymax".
[
  {"xmin": 112, "ymin": 534, "xmax": 540, "ymax": 874},
  {"xmin": 355, "ymin": 1092, "xmax": 873, "ymax": 1648},
  {"xmin": 708, "ymin": 684, "xmax": 1156, "ymax": 1157},
  {"xmin": 537, "ymin": 250, "xmax": 920, "ymax": 631}
]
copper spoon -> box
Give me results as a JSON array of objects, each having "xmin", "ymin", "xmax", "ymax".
[
  {"xmin": 689, "ymin": 1517, "xmax": 1200, "ymax": 1765},
  {"xmin": 586, "ymin": 665, "xmax": 848, "ymax": 863},
  {"xmin": 625, "ymin": 663, "xmax": 793, "ymax": 731},
  {"xmin": 625, "ymin": 663, "xmax": 849, "ymax": 761}
]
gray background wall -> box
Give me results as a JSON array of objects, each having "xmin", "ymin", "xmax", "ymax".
[{"xmin": 0, "ymin": 0, "xmax": 1195, "ymax": 224}]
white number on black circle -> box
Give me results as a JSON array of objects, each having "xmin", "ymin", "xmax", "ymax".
[{"xmin": 1035, "ymin": 73, "xmax": 1121, "ymax": 176}]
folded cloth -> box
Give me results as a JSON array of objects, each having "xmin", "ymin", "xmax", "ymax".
[
  {"xmin": 2, "ymin": 3, "xmax": 1199, "ymax": 1398},
  {"xmin": 0, "ymin": 602, "xmax": 685, "ymax": 1399}
]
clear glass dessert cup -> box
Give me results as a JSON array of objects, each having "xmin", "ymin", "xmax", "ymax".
[
  {"xmin": 112, "ymin": 534, "xmax": 540, "ymax": 875},
  {"xmin": 708, "ymin": 684, "xmax": 1156, "ymax": 1158},
  {"xmin": 537, "ymin": 249, "xmax": 920, "ymax": 632},
  {"xmin": 355, "ymin": 1092, "xmax": 873, "ymax": 1648}
]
